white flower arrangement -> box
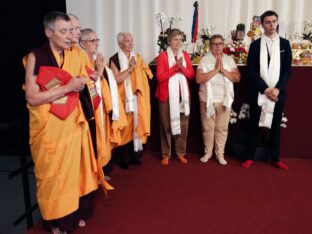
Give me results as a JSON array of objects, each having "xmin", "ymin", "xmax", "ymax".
[
  {"xmin": 155, "ymin": 12, "xmax": 186, "ymax": 52},
  {"xmin": 198, "ymin": 26, "xmax": 216, "ymax": 41},
  {"xmin": 155, "ymin": 12, "xmax": 167, "ymax": 33},
  {"xmin": 302, "ymin": 20, "xmax": 312, "ymax": 42},
  {"xmin": 230, "ymin": 103, "xmax": 287, "ymax": 128},
  {"xmin": 155, "ymin": 12, "xmax": 183, "ymax": 34},
  {"xmin": 230, "ymin": 103, "xmax": 288, "ymax": 147}
]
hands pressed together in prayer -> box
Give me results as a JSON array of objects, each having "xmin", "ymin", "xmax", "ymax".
[
  {"xmin": 91, "ymin": 53, "xmax": 105, "ymax": 81},
  {"xmin": 127, "ymin": 56, "xmax": 136, "ymax": 74},
  {"xmin": 265, "ymin": 87, "xmax": 279, "ymax": 102},
  {"xmin": 215, "ymin": 56, "xmax": 226, "ymax": 74},
  {"xmin": 177, "ymin": 57, "xmax": 184, "ymax": 69}
]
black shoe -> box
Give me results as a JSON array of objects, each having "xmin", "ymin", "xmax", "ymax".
[
  {"xmin": 130, "ymin": 160, "xmax": 141, "ymax": 166},
  {"xmin": 120, "ymin": 163, "xmax": 129, "ymax": 169}
]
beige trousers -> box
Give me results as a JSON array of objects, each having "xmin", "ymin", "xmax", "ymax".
[
  {"xmin": 159, "ymin": 100, "xmax": 190, "ymax": 157},
  {"xmin": 200, "ymin": 101, "xmax": 230, "ymax": 158}
]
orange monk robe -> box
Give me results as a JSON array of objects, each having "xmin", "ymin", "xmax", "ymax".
[
  {"xmin": 115, "ymin": 86, "xmax": 133, "ymax": 146},
  {"xmin": 71, "ymin": 43, "xmax": 127, "ymax": 167},
  {"xmin": 69, "ymin": 45, "xmax": 94, "ymax": 90},
  {"xmin": 96, "ymin": 77, "xmax": 127, "ymax": 165},
  {"xmin": 131, "ymin": 54, "xmax": 153, "ymax": 144},
  {"xmin": 95, "ymin": 77, "xmax": 111, "ymax": 167},
  {"xmin": 99, "ymin": 76, "xmax": 128, "ymax": 151},
  {"xmin": 82, "ymin": 58, "xmax": 111, "ymax": 168},
  {"xmin": 83, "ymin": 57, "xmax": 127, "ymax": 167},
  {"xmin": 69, "ymin": 45, "xmax": 113, "ymax": 192},
  {"xmin": 28, "ymin": 49, "xmax": 98, "ymax": 220},
  {"xmin": 115, "ymin": 54, "xmax": 153, "ymax": 146}
]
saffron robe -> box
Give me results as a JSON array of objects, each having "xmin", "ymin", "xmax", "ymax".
[
  {"xmin": 109, "ymin": 53, "xmax": 153, "ymax": 146},
  {"xmin": 85, "ymin": 62, "xmax": 127, "ymax": 167},
  {"xmin": 28, "ymin": 43, "xmax": 98, "ymax": 220}
]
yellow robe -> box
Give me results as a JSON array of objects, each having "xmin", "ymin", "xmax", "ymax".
[
  {"xmin": 28, "ymin": 49, "xmax": 99, "ymax": 220},
  {"xmin": 116, "ymin": 54, "xmax": 153, "ymax": 146},
  {"xmin": 132, "ymin": 54, "xmax": 153, "ymax": 144},
  {"xmin": 100, "ymin": 76, "xmax": 128, "ymax": 152},
  {"xmin": 69, "ymin": 45, "xmax": 114, "ymax": 192},
  {"xmin": 90, "ymin": 67, "xmax": 128, "ymax": 167}
]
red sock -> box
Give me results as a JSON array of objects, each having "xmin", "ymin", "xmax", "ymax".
[
  {"xmin": 274, "ymin": 161, "xmax": 289, "ymax": 170},
  {"xmin": 241, "ymin": 160, "xmax": 253, "ymax": 168}
]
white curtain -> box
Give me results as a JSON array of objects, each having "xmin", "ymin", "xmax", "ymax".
[{"xmin": 66, "ymin": 0, "xmax": 312, "ymax": 62}]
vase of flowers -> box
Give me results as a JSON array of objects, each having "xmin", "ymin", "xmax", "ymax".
[{"xmin": 198, "ymin": 27, "xmax": 215, "ymax": 55}]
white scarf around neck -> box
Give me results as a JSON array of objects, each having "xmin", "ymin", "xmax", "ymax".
[
  {"xmin": 201, "ymin": 52, "xmax": 234, "ymax": 118},
  {"xmin": 167, "ymin": 47, "xmax": 190, "ymax": 135},
  {"xmin": 258, "ymin": 34, "xmax": 280, "ymax": 129},
  {"xmin": 104, "ymin": 66, "xmax": 120, "ymax": 121},
  {"xmin": 118, "ymin": 49, "xmax": 136, "ymax": 113},
  {"xmin": 118, "ymin": 50, "xmax": 142, "ymax": 151}
]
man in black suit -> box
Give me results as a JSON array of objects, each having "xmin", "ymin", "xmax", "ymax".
[{"xmin": 241, "ymin": 10, "xmax": 292, "ymax": 170}]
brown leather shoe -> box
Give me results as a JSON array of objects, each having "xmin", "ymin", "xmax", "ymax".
[
  {"xmin": 177, "ymin": 155, "xmax": 188, "ymax": 164},
  {"xmin": 161, "ymin": 156, "xmax": 169, "ymax": 166}
]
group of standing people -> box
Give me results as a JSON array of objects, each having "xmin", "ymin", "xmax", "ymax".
[
  {"xmin": 156, "ymin": 10, "xmax": 291, "ymax": 170},
  {"xmin": 24, "ymin": 9, "xmax": 291, "ymax": 233},
  {"xmin": 25, "ymin": 11, "xmax": 152, "ymax": 233}
]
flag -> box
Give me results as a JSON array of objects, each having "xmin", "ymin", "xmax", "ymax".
[{"xmin": 191, "ymin": 1, "xmax": 199, "ymax": 43}]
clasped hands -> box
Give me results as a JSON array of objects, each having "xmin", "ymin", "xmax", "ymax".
[
  {"xmin": 215, "ymin": 56, "xmax": 226, "ymax": 74},
  {"xmin": 90, "ymin": 53, "xmax": 105, "ymax": 81},
  {"xmin": 127, "ymin": 56, "xmax": 136, "ymax": 74},
  {"xmin": 68, "ymin": 77, "xmax": 86, "ymax": 92},
  {"xmin": 264, "ymin": 87, "xmax": 279, "ymax": 102},
  {"xmin": 177, "ymin": 57, "xmax": 184, "ymax": 69}
]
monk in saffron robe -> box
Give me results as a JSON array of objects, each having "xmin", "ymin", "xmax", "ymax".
[
  {"xmin": 25, "ymin": 11, "xmax": 98, "ymax": 233},
  {"xmin": 68, "ymin": 14, "xmax": 114, "ymax": 188},
  {"xmin": 110, "ymin": 32, "xmax": 153, "ymax": 169},
  {"xmin": 79, "ymin": 28, "xmax": 127, "ymax": 177}
]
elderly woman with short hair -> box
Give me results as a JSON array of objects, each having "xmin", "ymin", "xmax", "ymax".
[
  {"xmin": 196, "ymin": 34, "xmax": 240, "ymax": 165},
  {"xmin": 156, "ymin": 29, "xmax": 195, "ymax": 166}
]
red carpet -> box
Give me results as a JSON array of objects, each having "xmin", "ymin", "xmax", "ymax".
[{"xmin": 28, "ymin": 152, "xmax": 312, "ymax": 234}]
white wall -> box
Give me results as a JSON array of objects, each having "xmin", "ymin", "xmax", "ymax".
[{"xmin": 66, "ymin": 0, "xmax": 312, "ymax": 62}]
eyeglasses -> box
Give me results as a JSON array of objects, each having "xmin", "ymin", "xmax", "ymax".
[
  {"xmin": 83, "ymin": 38, "xmax": 100, "ymax": 43},
  {"xmin": 211, "ymin": 42, "xmax": 224, "ymax": 47}
]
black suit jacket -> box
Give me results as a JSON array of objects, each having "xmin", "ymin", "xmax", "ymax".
[{"xmin": 246, "ymin": 37, "xmax": 292, "ymax": 104}]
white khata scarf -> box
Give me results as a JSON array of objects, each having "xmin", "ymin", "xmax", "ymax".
[
  {"xmin": 118, "ymin": 49, "xmax": 136, "ymax": 113},
  {"xmin": 133, "ymin": 95, "xmax": 143, "ymax": 151},
  {"xmin": 167, "ymin": 47, "xmax": 190, "ymax": 135},
  {"xmin": 118, "ymin": 50, "xmax": 142, "ymax": 151},
  {"xmin": 104, "ymin": 66, "xmax": 120, "ymax": 121},
  {"xmin": 201, "ymin": 52, "xmax": 234, "ymax": 118},
  {"xmin": 258, "ymin": 34, "xmax": 280, "ymax": 129}
]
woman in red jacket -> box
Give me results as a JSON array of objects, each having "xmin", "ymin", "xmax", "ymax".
[{"xmin": 156, "ymin": 29, "xmax": 195, "ymax": 165}]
